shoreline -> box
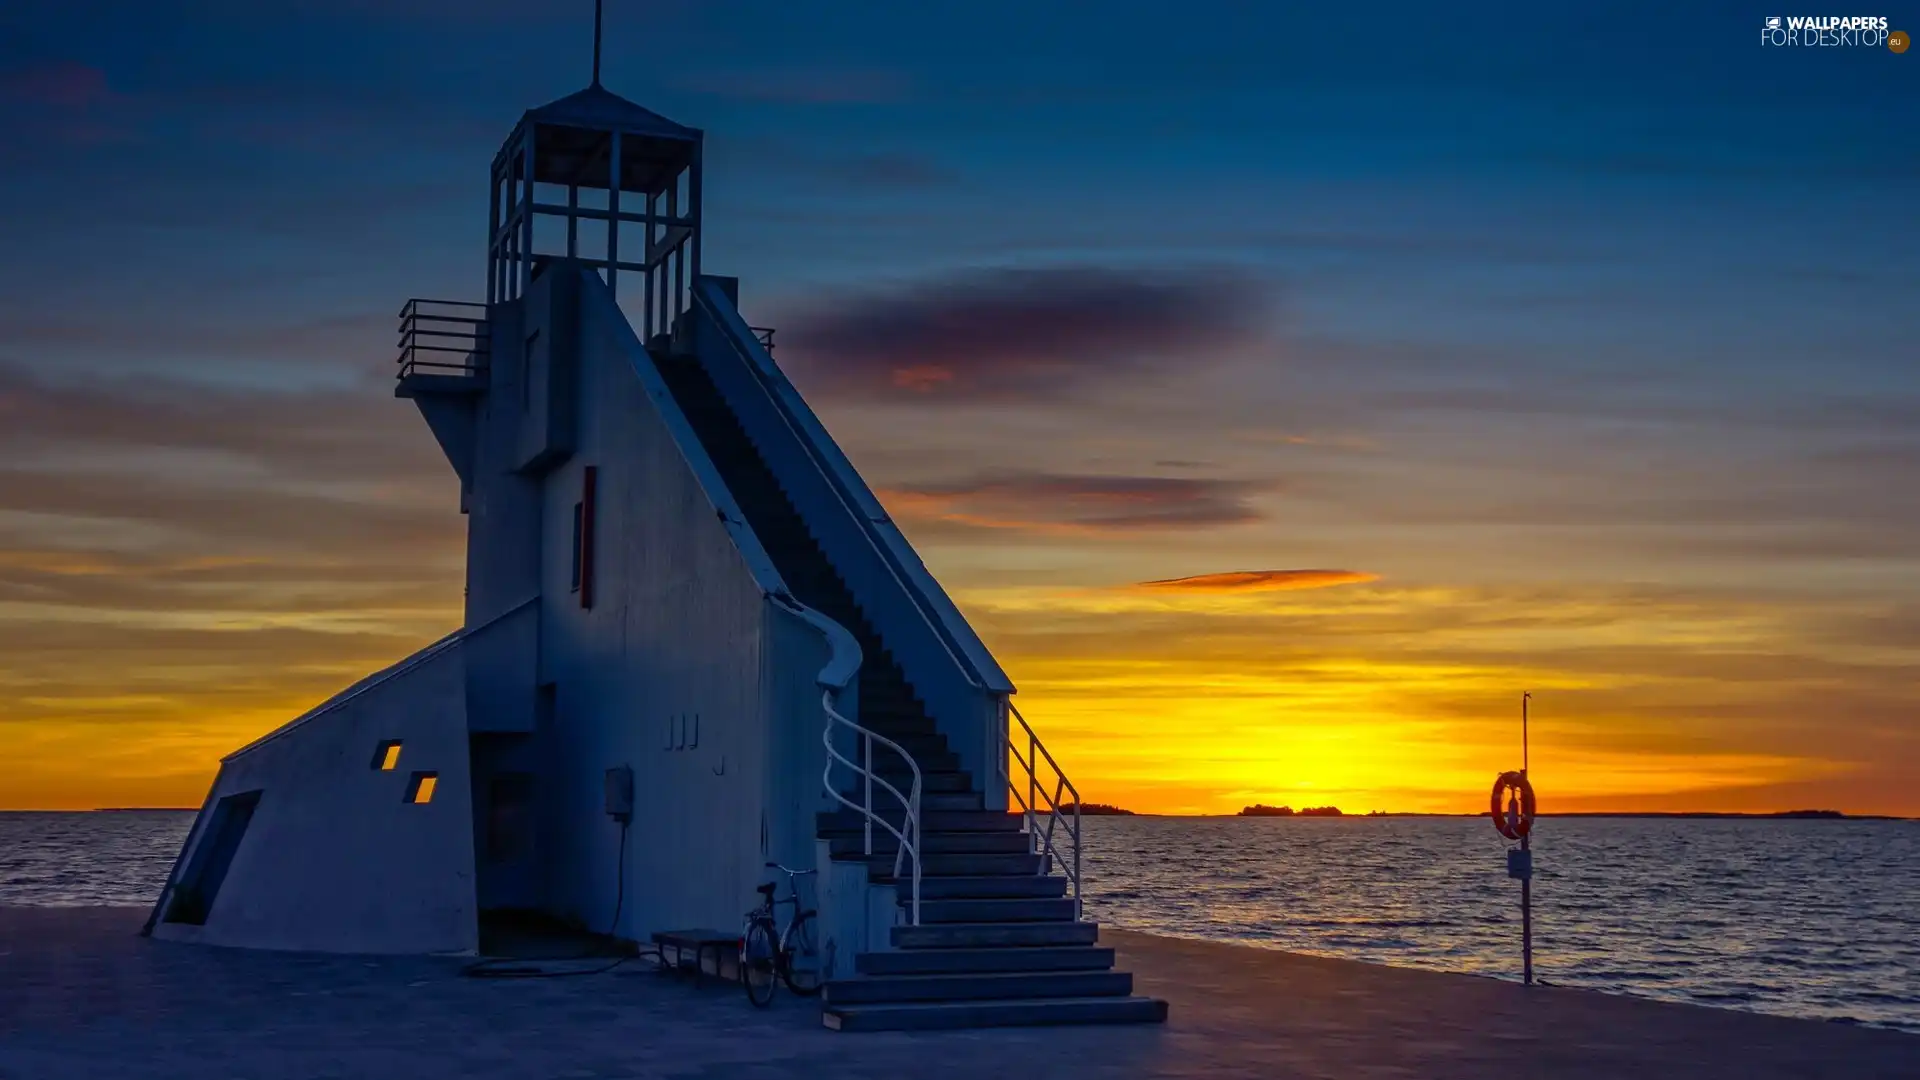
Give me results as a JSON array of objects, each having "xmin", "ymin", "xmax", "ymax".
[
  {"xmin": 1105, "ymin": 925, "xmax": 1917, "ymax": 1035},
  {"xmin": 5, "ymin": 808, "xmax": 1909, "ymax": 821},
  {"xmin": 1078, "ymin": 811, "xmax": 1916, "ymax": 821},
  {"xmin": 0, "ymin": 907, "xmax": 1910, "ymax": 1078}
]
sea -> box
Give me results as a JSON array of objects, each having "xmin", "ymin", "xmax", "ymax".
[{"xmin": 3, "ymin": 810, "xmax": 1915, "ymax": 1033}]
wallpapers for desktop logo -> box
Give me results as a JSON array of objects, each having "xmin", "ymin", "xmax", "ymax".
[{"xmin": 1760, "ymin": 14, "xmax": 1904, "ymax": 48}]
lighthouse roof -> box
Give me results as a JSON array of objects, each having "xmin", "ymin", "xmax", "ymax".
[{"xmin": 524, "ymin": 84, "xmax": 700, "ymax": 141}]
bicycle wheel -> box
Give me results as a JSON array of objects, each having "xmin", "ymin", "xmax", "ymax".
[
  {"xmin": 740, "ymin": 919, "xmax": 778, "ymax": 1008},
  {"xmin": 779, "ymin": 911, "xmax": 822, "ymax": 996}
]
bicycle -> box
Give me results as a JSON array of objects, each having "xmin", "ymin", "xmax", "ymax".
[{"xmin": 740, "ymin": 861, "xmax": 821, "ymax": 1007}]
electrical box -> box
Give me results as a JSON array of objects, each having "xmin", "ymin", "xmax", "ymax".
[
  {"xmin": 604, "ymin": 765, "xmax": 634, "ymax": 824},
  {"xmin": 1506, "ymin": 848, "xmax": 1533, "ymax": 881}
]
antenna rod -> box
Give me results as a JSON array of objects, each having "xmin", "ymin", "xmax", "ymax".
[{"xmin": 591, "ymin": 0, "xmax": 604, "ymax": 87}]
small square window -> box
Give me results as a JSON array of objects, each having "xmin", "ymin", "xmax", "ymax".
[
  {"xmin": 405, "ymin": 772, "xmax": 438, "ymax": 805},
  {"xmin": 372, "ymin": 741, "xmax": 403, "ymax": 771}
]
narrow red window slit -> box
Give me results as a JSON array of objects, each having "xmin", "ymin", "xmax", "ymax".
[{"xmin": 580, "ymin": 465, "xmax": 597, "ymax": 609}]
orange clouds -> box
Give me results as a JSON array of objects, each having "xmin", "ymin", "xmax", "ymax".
[
  {"xmin": 1135, "ymin": 569, "xmax": 1379, "ymax": 593},
  {"xmin": 878, "ymin": 472, "xmax": 1272, "ymax": 536},
  {"xmin": 0, "ymin": 551, "xmax": 272, "ymax": 577},
  {"xmin": 888, "ymin": 364, "xmax": 956, "ymax": 392},
  {"xmin": 0, "ymin": 359, "xmax": 466, "ymax": 809}
]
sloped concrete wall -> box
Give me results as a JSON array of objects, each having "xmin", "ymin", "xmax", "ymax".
[
  {"xmin": 150, "ymin": 638, "xmax": 478, "ymax": 954},
  {"xmin": 526, "ymin": 271, "xmax": 812, "ymax": 941}
]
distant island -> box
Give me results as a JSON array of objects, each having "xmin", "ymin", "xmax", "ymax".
[
  {"xmin": 1239, "ymin": 804, "xmax": 1343, "ymax": 817},
  {"xmin": 1062, "ymin": 802, "xmax": 1135, "ymax": 816},
  {"xmin": 1539, "ymin": 809, "xmax": 1902, "ymax": 820}
]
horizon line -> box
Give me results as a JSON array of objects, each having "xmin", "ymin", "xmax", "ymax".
[{"xmin": 2, "ymin": 806, "xmax": 1911, "ymax": 821}]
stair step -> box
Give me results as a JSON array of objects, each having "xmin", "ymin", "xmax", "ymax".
[
  {"xmin": 823, "ymin": 995, "xmax": 1167, "ymax": 1032},
  {"xmin": 789, "ymin": 575, "xmax": 847, "ymax": 594},
  {"xmin": 857, "ymin": 945, "xmax": 1115, "ymax": 976},
  {"xmin": 893, "ymin": 920, "xmax": 1097, "ymax": 949},
  {"xmin": 855, "ymin": 716, "xmax": 938, "ymax": 737},
  {"xmin": 861, "ymin": 748, "xmax": 960, "ymax": 774},
  {"xmin": 855, "ymin": 732, "xmax": 951, "ymax": 758},
  {"xmin": 873, "ymin": 874, "xmax": 1066, "ymax": 900},
  {"xmin": 859, "ymin": 678, "xmax": 914, "ymax": 695},
  {"xmin": 817, "ymin": 810, "xmax": 1023, "ymax": 834},
  {"xmin": 849, "ymin": 770, "xmax": 972, "ymax": 794},
  {"xmin": 858, "ymin": 692, "xmax": 921, "ymax": 711},
  {"xmin": 837, "ymin": 752, "xmax": 960, "ymax": 777},
  {"xmin": 855, "ymin": 852, "xmax": 1042, "ymax": 877},
  {"xmin": 787, "ymin": 575, "xmax": 842, "ymax": 595},
  {"xmin": 828, "ymin": 832, "xmax": 1031, "ymax": 858},
  {"xmin": 922, "ymin": 793, "xmax": 986, "ymax": 812},
  {"xmin": 823, "ymin": 970, "xmax": 1132, "ymax": 1006},
  {"xmin": 916, "ymin": 897, "xmax": 1076, "ymax": 923}
]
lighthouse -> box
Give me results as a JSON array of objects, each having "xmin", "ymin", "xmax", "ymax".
[{"xmin": 146, "ymin": 16, "xmax": 1165, "ymax": 1031}]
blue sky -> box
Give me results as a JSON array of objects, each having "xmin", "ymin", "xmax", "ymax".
[{"xmin": 1, "ymin": 1, "xmax": 1916, "ymax": 812}]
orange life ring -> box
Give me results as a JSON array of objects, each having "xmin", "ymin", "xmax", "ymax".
[{"xmin": 1490, "ymin": 771, "xmax": 1536, "ymax": 840}]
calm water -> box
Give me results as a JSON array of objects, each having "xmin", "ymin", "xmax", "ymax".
[
  {"xmin": 0, "ymin": 812, "xmax": 192, "ymax": 908},
  {"xmin": 1079, "ymin": 815, "xmax": 1919, "ymax": 1033},
  {"xmin": 3, "ymin": 811, "xmax": 1915, "ymax": 1032}
]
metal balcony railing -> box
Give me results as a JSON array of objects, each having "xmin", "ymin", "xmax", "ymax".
[{"xmin": 397, "ymin": 299, "xmax": 489, "ymax": 379}]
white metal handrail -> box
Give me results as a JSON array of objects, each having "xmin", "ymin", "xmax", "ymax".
[
  {"xmin": 1002, "ymin": 702, "xmax": 1083, "ymax": 920},
  {"xmin": 821, "ymin": 690, "xmax": 923, "ymax": 925}
]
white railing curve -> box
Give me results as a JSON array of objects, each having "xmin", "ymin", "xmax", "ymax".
[
  {"xmin": 821, "ymin": 690, "xmax": 923, "ymax": 925},
  {"xmin": 1002, "ymin": 702, "xmax": 1083, "ymax": 920}
]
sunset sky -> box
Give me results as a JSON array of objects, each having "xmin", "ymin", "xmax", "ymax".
[{"xmin": 1, "ymin": 2, "xmax": 1915, "ymax": 815}]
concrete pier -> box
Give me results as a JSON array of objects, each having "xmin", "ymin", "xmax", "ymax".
[{"xmin": 0, "ymin": 908, "xmax": 1909, "ymax": 1078}]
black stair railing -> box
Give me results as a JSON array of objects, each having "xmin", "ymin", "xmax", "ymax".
[
  {"xmin": 1002, "ymin": 703, "xmax": 1083, "ymax": 920},
  {"xmin": 397, "ymin": 299, "xmax": 489, "ymax": 379}
]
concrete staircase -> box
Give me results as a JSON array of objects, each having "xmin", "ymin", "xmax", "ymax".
[
  {"xmin": 815, "ymin": 803, "xmax": 1166, "ymax": 1030},
  {"xmin": 655, "ymin": 346, "xmax": 1166, "ymax": 1031}
]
